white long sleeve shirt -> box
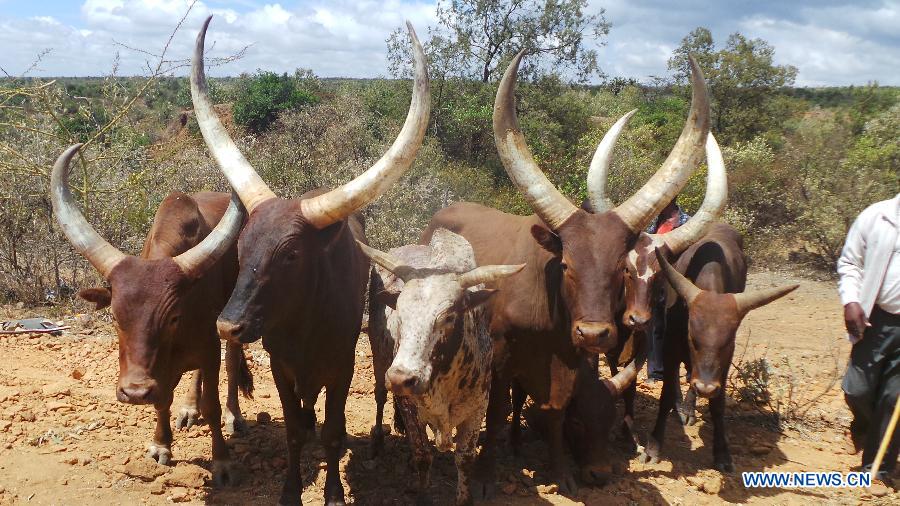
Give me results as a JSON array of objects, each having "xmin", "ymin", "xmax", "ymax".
[{"xmin": 837, "ymin": 194, "xmax": 900, "ymax": 318}]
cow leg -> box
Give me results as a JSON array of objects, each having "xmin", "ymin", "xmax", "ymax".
[
  {"xmin": 509, "ymin": 381, "xmax": 526, "ymax": 455},
  {"xmin": 641, "ymin": 364, "xmax": 680, "ymax": 465},
  {"xmin": 148, "ymin": 391, "xmax": 175, "ymax": 465},
  {"xmin": 396, "ymin": 397, "xmax": 432, "ymax": 505},
  {"xmin": 200, "ymin": 356, "xmax": 239, "ymax": 486},
  {"xmin": 678, "ymin": 384, "xmax": 698, "ymax": 426},
  {"xmin": 470, "ymin": 373, "xmax": 509, "ymax": 500},
  {"xmin": 322, "ymin": 379, "xmax": 351, "ymax": 506},
  {"xmin": 370, "ymin": 381, "xmax": 388, "ymax": 459},
  {"xmin": 224, "ymin": 342, "xmax": 249, "ymax": 435},
  {"xmin": 607, "ymin": 359, "xmax": 639, "ymax": 452},
  {"xmin": 272, "ymin": 363, "xmax": 310, "ymax": 506},
  {"xmin": 547, "ymin": 408, "xmax": 578, "ymax": 494},
  {"xmin": 710, "ymin": 377, "xmax": 733, "ymax": 472},
  {"xmin": 175, "ymin": 370, "xmax": 202, "ymax": 430},
  {"xmin": 454, "ymin": 415, "xmax": 482, "ymax": 506}
]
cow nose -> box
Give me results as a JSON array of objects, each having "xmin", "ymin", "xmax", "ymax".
[
  {"xmin": 626, "ymin": 312, "xmax": 650, "ymax": 330},
  {"xmin": 217, "ymin": 319, "xmax": 252, "ymax": 343},
  {"xmin": 117, "ymin": 381, "xmax": 158, "ymax": 405},
  {"xmin": 386, "ymin": 366, "xmax": 422, "ymax": 396},
  {"xmin": 573, "ymin": 322, "xmax": 616, "ymax": 352},
  {"xmin": 692, "ymin": 380, "xmax": 720, "ymax": 398}
]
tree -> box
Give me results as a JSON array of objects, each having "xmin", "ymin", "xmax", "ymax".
[
  {"xmin": 388, "ymin": 0, "xmax": 610, "ymax": 83},
  {"xmin": 668, "ymin": 28, "xmax": 798, "ymax": 142}
]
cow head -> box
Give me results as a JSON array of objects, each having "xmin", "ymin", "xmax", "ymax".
[
  {"xmin": 50, "ymin": 145, "xmax": 244, "ymax": 405},
  {"xmin": 493, "ymin": 52, "xmax": 710, "ymax": 353},
  {"xmin": 617, "ymin": 133, "xmax": 728, "ymax": 331},
  {"xmin": 359, "ymin": 229, "xmax": 524, "ymax": 396},
  {"xmin": 185, "ymin": 17, "xmax": 430, "ymax": 343},
  {"xmin": 655, "ymin": 249, "xmax": 798, "ymax": 398}
]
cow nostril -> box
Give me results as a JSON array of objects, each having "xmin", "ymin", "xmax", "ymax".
[{"xmin": 402, "ymin": 377, "xmax": 418, "ymax": 389}]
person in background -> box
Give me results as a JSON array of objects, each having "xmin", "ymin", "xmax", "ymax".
[
  {"xmin": 645, "ymin": 197, "xmax": 691, "ymax": 382},
  {"xmin": 838, "ymin": 193, "xmax": 900, "ymax": 483}
]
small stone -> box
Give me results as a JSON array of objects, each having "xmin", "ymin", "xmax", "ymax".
[
  {"xmin": 702, "ymin": 475, "xmax": 723, "ymax": 494},
  {"xmin": 58, "ymin": 478, "xmax": 68, "ymax": 486},
  {"xmin": 536, "ymin": 483, "xmax": 559, "ymax": 494},
  {"xmin": 164, "ymin": 463, "xmax": 210, "ymax": 488},
  {"xmin": 149, "ymin": 478, "xmax": 166, "ymax": 495},
  {"xmin": 870, "ymin": 482, "xmax": 889, "ymax": 497},
  {"xmin": 0, "ymin": 421, "xmax": 10, "ymax": 431},
  {"xmin": 256, "ymin": 412, "xmax": 271, "ymax": 424},
  {"xmin": 19, "ymin": 410, "xmax": 35, "ymax": 423},
  {"xmin": 47, "ymin": 401, "xmax": 72, "ymax": 411},
  {"xmin": 501, "ymin": 482, "xmax": 517, "ymax": 495},
  {"xmin": 750, "ymin": 445, "xmax": 771, "ymax": 456},
  {"xmin": 123, "ymin": 459, "xmax": 167, "ymax": 481},
  {"xmin": 61, "ymin": 456, "xmax": 79, "ymax": 465},
  {"xmin": 168, "ymin": 487, "xmax": 189, "ymax": 502},
  {"xmin": 71, "ymin": 369, "xmax": 85, "ymax": 380},
  {"xmin": 686, "ymin": 476, "xmax": 704, "ymax": 490},
  {"xmin": 78, "ymin": 455, "xmax": 93, "ymax": 466},
  {"xmin": 42, "ymin": 384, "xmax": 71, "ymax": 397}
]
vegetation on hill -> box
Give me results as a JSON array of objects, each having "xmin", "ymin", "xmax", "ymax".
[{"xmin": 0, "ymin": 14, "xmax": 897, "ymax": 305}]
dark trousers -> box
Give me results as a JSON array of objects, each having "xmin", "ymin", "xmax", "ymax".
[
  {"xmin": 646, "ymin": 297, "xmax": 666, "ymax": 380},
  {"xmin": 843, "ymin": 305, "xmax": 900, "ymax": 473}
]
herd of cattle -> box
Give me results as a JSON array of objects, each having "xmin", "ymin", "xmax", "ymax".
[{"xmin": 44, "ymin": 16, "xmax": 799, "ymax": 506}]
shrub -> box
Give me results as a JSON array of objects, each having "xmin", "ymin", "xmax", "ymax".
[{"xmin": 233, "ymin": 71, "xmax": 319, "ymax": 133}]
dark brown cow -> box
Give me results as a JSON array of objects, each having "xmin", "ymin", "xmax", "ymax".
[
  {"xmin": 639, "ymin": 229, "xmax": 797, "ymax": 471},
  {"xmin": 50, "ymin": 146, "xmax": 249, "ymax": 485},
  {"xmin": 421, "ymin": 53, "xmax": 710, "ymax": 495},
  {"xmin": 592, "ymin": 130, "xmax": 728, "ymax": 449},
  {"xmin": 190, "ymin": 16, "xmax": 430, "ymax": 505}
]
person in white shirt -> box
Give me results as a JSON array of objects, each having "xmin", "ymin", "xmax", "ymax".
[{"xmin": 838, "ymin": 193, "xmax": 900, "ymax": 481}]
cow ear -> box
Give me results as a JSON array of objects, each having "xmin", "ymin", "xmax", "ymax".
[
  {"xmin": 464, "ymin": 289, "xmax": 498, "ymax": 310},
  {"xmin": 530, "ymin": 225, "xmax": 562, "ymax": 256},
  {"xmin": 79, "ymin": 287, "xmax": 111, "ymax": 310},
  {"xmin": 376, "ymin": 290, "xmax": 399, "ymax": 310}
]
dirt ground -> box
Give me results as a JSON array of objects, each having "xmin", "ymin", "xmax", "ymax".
[{"xmin": 0, "ymin": 269, "xmax": 896, "ymax": 505}]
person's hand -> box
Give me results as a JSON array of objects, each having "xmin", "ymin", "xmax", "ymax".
[{"xmin": 844, "ymin": 302, "xmax": 870, "ymax": 341}]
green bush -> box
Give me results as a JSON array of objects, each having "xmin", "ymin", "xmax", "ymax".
[{"xmin": 233, "ymin": 71, "xmax": 319, "ymax": 133}]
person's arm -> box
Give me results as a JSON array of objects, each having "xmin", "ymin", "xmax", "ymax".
[{"xmin": 838, "ymin": 211, "xmax": 871, "ymax": 341}]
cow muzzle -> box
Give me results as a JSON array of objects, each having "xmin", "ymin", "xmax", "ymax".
[
  {"xmin": 623, "ymin": 310, "xmax": 651, "ymax": 331},
  {"xmin": 572, "ymin": 321, "xmax": 617, "ymax": 353},
  {"xmin": 385, "ymin": 365, "xmax": 426, "ymax": 396},
  {"xmin": 691, "ymin": 379, "xmax": 721, "ymax": 398},
  {"xmin": 117, "ymin": 378, "xmax": 159, "ymax": 405},
  {"xmin": 216, "ymin": 318, "xmax": 259, "ymax": 344}
]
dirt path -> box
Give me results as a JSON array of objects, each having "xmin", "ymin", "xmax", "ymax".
[{"xmin": 0, "ymin": 270, "xmax": 895, "ymax": 505}]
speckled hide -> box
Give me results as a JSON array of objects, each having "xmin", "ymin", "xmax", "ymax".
[{"xmin": 368, "ymin": 229, "xmax": 494, "ymax": 505}]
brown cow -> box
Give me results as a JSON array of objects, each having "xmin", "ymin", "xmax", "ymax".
[
  {"xmin": 190, "ymin": 16, "xmax": 430, "ymax": 505},
  {"xmin": 590, "ymin": 130, "xmax": 728, "ymax": 449},
  {"xmin": 50, "ymin": 146, "xmax": 249, "ymax": 485},
  {"xmin": 421, "ymin": 52, "xmax": 710, "ymax": 495},
  {"xmin": 641, "ymin": 233, "xmax": 798, "ymax": 471}
]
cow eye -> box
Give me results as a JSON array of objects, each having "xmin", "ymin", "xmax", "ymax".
[{"xmin": 559, "ymin": 262, "xmax": 568, "ymax": 271}]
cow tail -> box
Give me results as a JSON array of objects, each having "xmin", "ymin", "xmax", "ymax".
[{"xmin": 238, "ymin": 348, "xmax": 254, "ymax": 399}]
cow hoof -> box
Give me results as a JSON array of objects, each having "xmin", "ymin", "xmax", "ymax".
[
  {"xmin": 637, "ymin": 447, "xmax": 660, "ymax": 465},
  {"xmin": 580, "ymin": 463, "xmax": 612, "ymax": 486},
  {"xmin": 212, "ymin": 460, "xmax": 242, "ymax": 487},
  {"xmin": 147, "ymin": 444, "xmax": 173, "ymax": 465},
  {"xmin": 225, "ymin": 415, "xmax": 248, "ymax": 435},
  {"xmin": 554, "ymin": 472, "xmax": 579, "ymax": 495},
  {"xmin": 679, "ymin": 412, "xmax": 696, "ymax": 426},
  {"xmin": 714, "ymin": 458, "xmax": 734, "ymax": 473},
  {"xmin": 470, "ymin": 479, "xmax": 495, "ymax": 501},
  {"xmin": 175, "ymin": 407, "xmax": 200, "ymax": 430},
  {"xmin": 325, "ymin": 495, "xmax": 346, "ymax": 506}
]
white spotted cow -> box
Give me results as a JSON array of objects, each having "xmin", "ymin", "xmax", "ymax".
[{"xmin": 361, "ymin": 229, "xmax": 524, "ymax": 505}]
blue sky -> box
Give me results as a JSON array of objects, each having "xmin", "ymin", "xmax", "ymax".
[{"xmin": 1, "ymin": 1, "xmax": 898, "ymax": 86}]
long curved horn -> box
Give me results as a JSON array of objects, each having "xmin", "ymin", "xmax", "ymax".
[
  {"xmin": 660, "ymin": 132, "xmax": 727, "ymax": 254},
  {"xmin": 654, "ymin": 248, "xmax": 701, "ymax": 305},
  {"xmin": 300, "ymin": 22, "xmax": 431, "ymax": 229},
  {"xmin": 356, "ymin": 240, "xmax": 418, "ymax": 282},
  {"xmin": 733, "ymin": 284, "xmax": 798, "ymax": 316},
  {"xmin": 173, "ymin": 193, "xmax": 245, "ymax": 279},
  {"xmin": 613, "ymin": 56, "xmax": 710, "ymax": 232},
  {"xmin": 50, "ymin": 144, "xmax": 127, "ymax": 278},
  {"xmin": 191, "ymin": 16, "xmax": 276, "ymax": 213},
  {"xmin": 458, "ymin": 263, "xmax": 525, "ymax": 288},
  {"xmin": 493, "ymin": 51, "xmax": 578, "ymax": 230},
  {"xmin": 586, "ymin": 109, "xmax": 637, "ymax": 213},
  {"xmin": 603, "ymin": 338, "xmax": 647, "ymax": 397}
]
